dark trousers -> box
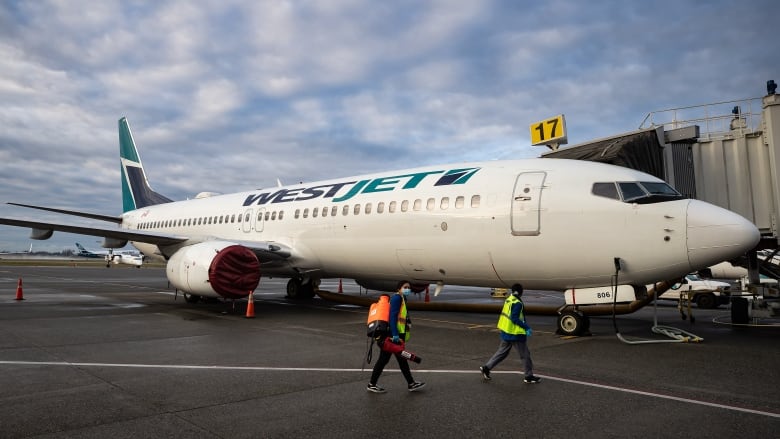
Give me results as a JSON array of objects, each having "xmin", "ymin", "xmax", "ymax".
[{"xmin": 370, "ymin": 340, "xmax": 414, "ymax": 385}]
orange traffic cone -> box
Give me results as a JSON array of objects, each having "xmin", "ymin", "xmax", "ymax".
[
  {"xmin": 245, "ymin": 292, "xmax": 255, "ymax": 318},
  {"xmin": 15, "ymin": 278, "xmax": 24, "ymax": 301},
  {"xmin": 338, "ymin": 278, "xmax": 343, "ymax": 293},
  {"xmin": 424, "ymin": 285, "xmax": 430, "ymax": 303}
]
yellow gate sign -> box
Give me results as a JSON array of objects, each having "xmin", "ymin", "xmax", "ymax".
[{"xmin": 529, "ymin": 114, "xmax": 567, "ymax": 147}]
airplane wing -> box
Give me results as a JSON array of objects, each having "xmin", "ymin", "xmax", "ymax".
[
  {"xmin": 0, "ymin": 217, "xmax": 185, "ymax": 246},
  {"xmin": 7, "ymin": 202, "xmax": 122, "ymax": 223},
  {"xmin": 0, "ymin": 217, "xmax": 292, "ymax": 263}
]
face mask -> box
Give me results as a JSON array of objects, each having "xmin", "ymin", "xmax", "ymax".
[{"xmin": 402, "ymin": 287, "xmax": 411, "ymax": 296}]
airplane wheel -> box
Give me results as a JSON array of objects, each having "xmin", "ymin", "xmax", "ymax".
[
  {"xmin": 557, "ymin": 310, "xmax": 586, "ymax": 336},
  {"xmin": 695, "ymin": 293, "xmax": 717, "ymax": 309},
  {"xmin": 287, "ymin": 278, "xmax": 303, "ymax": 299},
  {"xmin": 184, "ymin": 293, "xmax": 201, "ymax": 304},
  {"xmin": 287, "ymin": 278, "xmax": 316, "ymax": 299}
]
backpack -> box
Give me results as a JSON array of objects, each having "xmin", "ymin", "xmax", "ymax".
[{"xmin": 366, "ymin": 294, "xmax": 390, "ymax": 337}]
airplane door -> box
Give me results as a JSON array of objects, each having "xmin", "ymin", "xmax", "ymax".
[
  {"xmin": 255, "ymin": 208, "xmax": 265, "ymax": 233},
  {"xmin": 242, "ymin": 209, "xmax": 253, "ymax": 233},
  {"xmin": 511, "ymin": 172, "xmax": 546, "ymax": 236}
]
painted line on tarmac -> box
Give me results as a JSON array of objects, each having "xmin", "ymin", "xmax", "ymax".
[{"xmin": 1, "ymin": 360, "xmax": 777, "ymax": 419}]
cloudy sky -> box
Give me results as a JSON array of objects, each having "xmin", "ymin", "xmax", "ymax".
[{"xmin": 0, "ymin": 0, "xmax": 777, "ymax": 252}]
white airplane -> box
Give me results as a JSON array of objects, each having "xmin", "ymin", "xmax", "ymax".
[
  {"xmin": 0, "ymin": 118, "xmax": 760, "ymax": 315},
  {"xmin": 0, "ymin": 243, "xmax": 32, "ymax": 255},
  {"xmin": 75, "ymin": 242, "xmax": 143, "ymax": 268}
]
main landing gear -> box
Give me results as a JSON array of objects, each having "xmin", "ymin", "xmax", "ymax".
[
  {"xmin": 286, "ymin": 278, "xmax": 317, "ymax": 300},
  {"xmin": 556, "ymin": 309, "xmax": 591, "ymax": 336}
]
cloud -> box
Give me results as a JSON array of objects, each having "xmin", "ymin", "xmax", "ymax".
[{"xmin": 0, "ymin": 0, "xmax": 777, "ymax": 251}]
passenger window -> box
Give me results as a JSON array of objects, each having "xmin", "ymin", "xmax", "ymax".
[
  {"xmin": 455, "ymin": 196, "xmax": 464, "ymax": 208},
  {"xmin": 441, "ymin": 197, "xmax": 449, "ymax": 209},
  {"xmin": 231, "ymin": 214, "xmax": 235, "ymax": 223},
  {"xmin": 313, "ymin": 207, "xmax": 319, "ymax": 218},
  {"xmin": 427, "ymin": 198, "xmax": 435, "ymax": 211},
  {"xmin": 354, "ymin": 204, "xmax": 361, "ymax": 215},
  {"xmin": 343, "ymin": 205, "xmax": 349, "ymax": 216},
  {"xmin": 257, "ymin": 213, "xmax": 262, "ymax": 222},
  {"xmin": 331, "ymin": 206, "xmax": 338, "ymax": 217},
  {"xmin": 413, "ymin": 199, "xmax": 422, "ymax": 211},
  {"xmin": 321, "ymin": 207, "xmax": 328, "ymax": 217},
  {"xmin": 401, "ymin": 200, "xmax": 409, "ymax": 212},
  {"xmin": 295, "ymin": 209, "xmax": 300, "ymax": 219},
  {"xmin": 389, "ymin": 201, "xmax": 396, "ymax": 213},
  {"xmin": 271, "ymin": 211, "xmax": 277, "ymax": 220},
  {"xmin": 279, "ymin": 211, "xmax": 284, "ymax": 220},
  {"xmin": 471, "ymin": 195, "xmax": 480, "ymax": 208},
  {"xmin": 365, "ymin": 203, "xmax": 372, "ymax": 214},
  {"xmin": 244, "ymin": 213, "xmax": 250, "ymax": 222},
  {"xmin": 377, "ymin": 202, "xmax": 385, "ymax": 213},
  {"xmin": 303, "ymin": 208, "xmax": 309, "ymax": 218}
]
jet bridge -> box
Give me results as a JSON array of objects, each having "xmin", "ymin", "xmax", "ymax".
[{"xmin": 543, "ymin": 79, "xmax": 780, "ymax": 322}]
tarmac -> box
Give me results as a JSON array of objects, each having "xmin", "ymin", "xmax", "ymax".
[{"xmin": 1, "ymin": 264, "xmax": 778, "ymax": 438}]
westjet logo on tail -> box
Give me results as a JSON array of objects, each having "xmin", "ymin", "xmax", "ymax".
[{"xmin": 242, "ymin": 167, "xmax": 480, "ymax": 206}]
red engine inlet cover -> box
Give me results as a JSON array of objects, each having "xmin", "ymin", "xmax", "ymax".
[{"xmin": 208, "ymin": 245, "xmax": 261, "ymax": 299}]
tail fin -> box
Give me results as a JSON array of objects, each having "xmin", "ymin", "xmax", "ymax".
[
  {"xmin": 119, "ymin": 117, "xmax": 173, "ymax": 212},
  {"xmin": 76, "ymin": 243, "xmax": 86, "ymax": 252}
]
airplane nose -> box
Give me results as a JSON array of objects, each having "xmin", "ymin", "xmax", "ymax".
[{"xmin": 686, "ymin": 199, "xmax": 760, "ymax": 270}]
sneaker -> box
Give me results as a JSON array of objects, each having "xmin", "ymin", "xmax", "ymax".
[
  {"xmin": 367, "ymin": 383, "xmax": 386, "ymax": 393},
  {"xmin": 479, "ymin": 366, "xmax": 491, "ymax": 381},
  {"xmin": 408, "ymin": 381, "xmax": 426, "ymax": 392},
  {"xmin": 524, "ymin": 375, "xmax": 541, "ymax": 384}
]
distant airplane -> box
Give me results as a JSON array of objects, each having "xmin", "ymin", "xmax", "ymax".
[
  {"xmin": 0, "ymin": 243, "xmax": 32, "ymax": 255},
  {"xmin": 75, "ymin": 242, "xmax": 143, "ymax": 268},
  {"xmin": 0, "ymin": 117, "xmax": 760, "ymax": 332},
  {"xmin": 75, "ymin": 242, "xmax": 105, "ymax": 258}
]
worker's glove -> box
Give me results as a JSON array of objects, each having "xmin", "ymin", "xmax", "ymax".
[
  {"xmin": 392, "ymin": 335, "xmax": 400, "ymax": 343},
  {"xmin": 526, "ymin": 328, "xmax": 533, "ymax": 337}
]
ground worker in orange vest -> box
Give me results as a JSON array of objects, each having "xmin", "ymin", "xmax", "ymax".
[{"xmin": 367, "ymin": 280, "xmax": 426, "ymax": 393}]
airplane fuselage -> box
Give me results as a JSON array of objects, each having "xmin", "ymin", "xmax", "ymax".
[{"xmin": 123, "ymin": 158, "xmax": 757, "ymax": 291}]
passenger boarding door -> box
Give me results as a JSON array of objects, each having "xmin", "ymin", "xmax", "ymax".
[
  {"xmin": 242, "ymin": 209, "xmax": 253, "ymax": 233},
  {"xmin": 511, "ymin": 172, "xmax": 546, "ymax": 236},
  {"xmin": 255, "ymin": 208, "xmax": 265, "ymax": 233}
]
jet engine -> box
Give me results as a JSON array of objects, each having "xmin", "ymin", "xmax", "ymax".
[
  {"xmin": 166, "ymin": 242, "xmax": 261, "ymax": 299},
  {"xmin": 355, "ymin": 279, "xmax": 429, "ymax": 293}
]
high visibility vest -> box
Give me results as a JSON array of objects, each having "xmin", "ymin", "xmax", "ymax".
[
  {"xmin": 497, "ymin": 295, "xmax": 526, "ymax": 335},
  {"xmin": 396, "ymin": 295, "xmax": 410, "ymax": 341}
]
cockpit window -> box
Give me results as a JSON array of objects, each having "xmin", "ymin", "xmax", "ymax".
[
  {"xmin": 618, "ymin": 182, "xmax": 646, "ymax": 201},
  {"xmin": 593, "ymin": 181, "xmax": 683, "ymax": 204},
  {"xmin": 592, "ymin": 182, "xmax": 620, "ymax": 200}
]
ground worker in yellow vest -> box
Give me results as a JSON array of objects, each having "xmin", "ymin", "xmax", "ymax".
[
  {"xmin": 480, "ymin": 284, "xmax": 541, "ymax": 383},
  {"xmin": 367, "ymin": 280, "xmax": 426, "ymax": 393}
]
